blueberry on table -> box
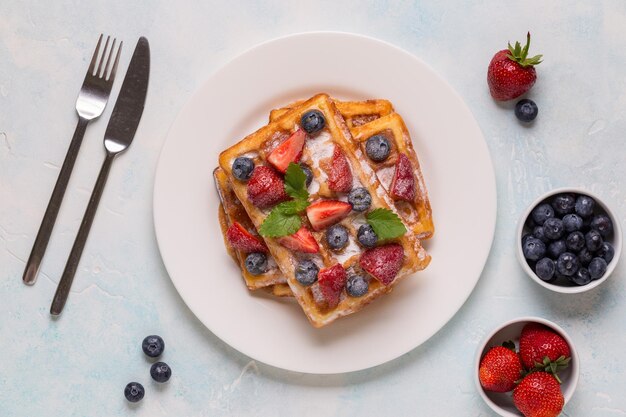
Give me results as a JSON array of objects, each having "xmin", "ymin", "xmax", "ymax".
[
  {"xmin": 575, "ymin": 195, "xmax": 595, "ymax": 218},
  {"xmin": 569, "ymin": 268, "xmax": 591, "ymax": 286},
  {"xmin": 522, "ymin": 237, "xmax": 546, "ymax": 261},
  {"xmin": 532, "ymin": 226, "xmax": 549, "ymax": 243},
  {"xmin": 596, "ymin": 242, "xmax": 615, "ymax": 264},
  {"xmin": 543, "ymin": 217, "xmax": 564, "ymax": 240},
  {"xmin": 562, "ymin": 214, "xmax": 583, "ymax": 232},
  {"xmin": 295, "ymin": 260, "xmax": 319, "ymax": 286},
  {"xmin": 365, "ymin": 134, "xmax": 391, "ymax": 162},
  {"xmin": 547, "ymin": 240, "xmax": 566, "ymax": 259},
  {"xmin": 326, "ymin": 224, "xmax": 349, "ymax": 250},
  {"xmin": 300, "ymin": 110, "xmax": 325, "ymax": 134},
  {"xmin": 232, "ymin": 157, "xmax": 255, "ymax": 181},
  {"xmin": 535, "ymin": 258, "xmax": 555, "ymax": 281},
  {"xmin": 588, "ymin": 257, "xmax": 608, "ymax": 280},
  {"xmin": 556, "ymin": 252, "xmax": 580, "ymax": 276},
  {"xmin": 585, "ymin": 230, "xmax": 603, "ymax": 252},
  {"xmin": 245, "ymin": 252, "xmax": 268, "ymax": 275},
  {"xmin": 142, "ymin": 335, "xmax": 165, "ymax": 358},
  {"xmin": 551, "ymin": 193, "xmax": 576, "ymax": 215},
  {"xmin": 357, "ymin": 224, "xmax": 378, "ymax": 248},
  {"xmin": 577, "ymin": 248, "xmax": 593, "ymax": 266},
  {"xmin": 150, "ymin": 362, "xmax": 172, "ymax": 383},
  {"xmin": 531, "ymin": 203, "xmax": 554, "ymax": 225},
  {"xmin": 590, "ymin": 214, "xmax": 613, "ymax": 238},
  {"xmin": 299, "ymin": 163, "xmax": 314, "ymax": 187},
  {"xmin": 346, "ymin": 275, "xmax": 369, "ymax": 297},
  {"xmin": 514, "ymin": 99, "xmax": 538, "ymax": 122},
  {"xmin": 124, "ymin": 382, "xmax": 145, "ymax": 403},
  {"xmin": 348, "ymin": 187, "xmax": 372, "ymax": 212},
  {"xmin": 565, "ymin": 231, "xmax": 585, "ymax": 252}
]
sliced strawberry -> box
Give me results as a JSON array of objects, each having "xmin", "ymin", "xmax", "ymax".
[
  {"xmin": 318, "ymin": 263, "xmax": 347, "ymax": 308},
  {"xmin": 267, "ymin": 129, "xmax": 306, "ymax": 173},
  {"xmin": 246, "ymin": 166, "xmax": 289, "ymax": 209},
  {"xmin": 277, "ymin": 226, "xmax": 319, "ymax": 253},
  {"xmin": 226, "ymin": 222, "xmax": 268, "ymax": 253},
  {"xmin": 328, "ymin": 145, "xmax": 353, "ymax": 193},
  {"xmin": 390, "ymin": 153, "xmax": 416, "ymax": 202},
  {"xmin": 306, "ymin": 200, "xmax": 352, "ymax": 231},
  {"xmin": 359, "ymin": 244, "xmax": 404, "ymax": 285}
]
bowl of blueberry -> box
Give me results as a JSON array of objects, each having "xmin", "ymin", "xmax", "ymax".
[{"xmin": 517, "ymin": 188, "xmax": 622, "ymax": 293}]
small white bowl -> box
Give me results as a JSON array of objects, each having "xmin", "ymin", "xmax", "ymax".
[
  {"xmin": 516, "ymin": 187, "xmax": 622, "ymax": 293},
  {"xmin": 474, "ymin": 317, "xmax": 579, "ymax": 417}
]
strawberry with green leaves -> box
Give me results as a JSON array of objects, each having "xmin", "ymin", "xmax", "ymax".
[
  {"xmin": 519, "ymin": 323, "xmax": 571, "ymax": 383},
  {"xmin": 513, "ymin": 372, "xmax": 564, "ymax": 417}
]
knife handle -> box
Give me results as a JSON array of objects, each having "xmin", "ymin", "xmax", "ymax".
[
  {"xmin": 50, "ymin": 152, "xmax": 115, "ymax": 315},
  {"xmin": 23, "ymin": 117, "xmax": 89, "ymax": 285}
]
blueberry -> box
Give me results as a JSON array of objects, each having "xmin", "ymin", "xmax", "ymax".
[
  {"xmin": 522, "ymin": 233, "xmax": 532, "ymax": 245},
  {"xmin": 142, "ymin": 335, "xmax": 165, "ymax": 358},
  {"xmin": 577, "ymin": 248, "xmax": 593, "ymax": 266},
  {"xmin": 535, "ymin": 258, "xmax": 555, "ymax": 282},
  {"xmin": 245, "ymin": 252, "xmax": 268, "ymax": 275},
  {"xmin": 365, "ymin": 135, "xmax": 391, "ymax": 162},
  {"xmin": 532, "ymin": 226, "xmax": 549, "ymax": 243},
  {"xmin": 301, "ymin": 110, "xmax": 325, "ymax": 134},
  {"xmin": 295, "ymin": 260, "xmax": 319, "ymax": 286},
  {"xmin": 585, "ymin": 230, "xmax": 603, "ymax": 252},
  {"xmin": 346, "ymin": 275, "xmax": 369, "ymax": 297},
  {"xmin": 357, "ymin": 224, "xmax": 378, "ymax": 248},
  {"xmin": 124, "ymin": 382, "xmax": 145, "ymax": 403},
  {"xmin": 150, "ymin": 362, "xmax": 172, "ymax": 383},
  {"xmin": 522, "ymin": 237, "xmax": 546, "ymax": 261},
  {"xmin": 547, "ymin": 240, "xmax": 566, "ymax": 259},
  {"xmin": 514, "ymin": 99, "xmax": 538, "ymax": 122},
  {"xmin": 348, "ymin": 187, "xmax": 372, "ymax": 212},
  {"xmin": 232, "ymin": 157, "xmax": 254, "ymax": 181},
  {"xmin": 556, "ymin": 252, "xmax": 580, "ymax": 276},
  {"xmin": 575, "ymin": 195, "xmax": 595, "ymax": 218},
  {"xmin": 543, "ymin": 218, "xmax": 564, "ymax": 240},
  {"xmin": 590, "ymin": 214, "xmax": 613, "ymax": 238},
  {"xmin": 300, "ymin": 163, "xmax": 313, "ymax": 187},
  {"xmin": 596, "ymin": 242, "xmax": 615, "ymax": 264},
  {"xmin": 531, "ymin": 203, "xmax": 554, "ymax": 225},
  {"xmin": 569, "ymin": 267, "xmax": 591, "ymax": 286},
  {"xmin": 326, "ymin": 224, "xmax": 349, "ymax": 250},
  {"xmin": 565, "ymin": 231, "xmax": 585, "ymax": 252},
  {"xmin": 588, "ymin": 257, "xmax": 608, "ymax": 280},
  {"xmin": 562, "ymin": 214, "xmax": 583, "ymax": 232},
  {"xmin": 552, "ymin": 193, "xmax": 576, "ymax": 215}
]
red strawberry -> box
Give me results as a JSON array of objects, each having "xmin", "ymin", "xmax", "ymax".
[
  {"xmin": 487, "ymin": 32, "xmax": 542, "ymax": 101},
  {"xmin": 318, "ymin": 263, "xmax": 347, "ymax": 308},
  {"xmin": 390, "ymin": 153, "xmax": 416, "ymax": 202},
  {"xmin": 277, "ymin": 226, "xmax": 319, "ymax": 253},
  {"xmin": 479, "ymin": 344, "xmax": 523, "ymax": 393},
  {"xmin": 306, "ymin": 200, "xmax": 352, "ymax": 231},
  {"xmin": 519, "ymin": 323, "xmax": 571, "ymax": 380},
  {"xmin": 359, "ymin": 244, "xmax": 404, "ymax": 285},
  {"xmin": 328, "ymin": 145, "xmax": 353, "ymax": 193},
  {"xmin": 267, "ymin": 129, "xmax": 306, "ymax": 173},
  {"xmin": 513, "ymin": 372, "xmax": 564, "ymax": 417},
  {"xmin": 246, "ymin": 166, "xmax": 289, "ymax": 209},
  {"xmin": 225, "ymin": 222, "xmax": 268, "ymax": 253}
]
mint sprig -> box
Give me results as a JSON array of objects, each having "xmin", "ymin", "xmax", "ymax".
[
  {"xmin": 366, "ymin": 208, "xmax": 407, "ymax": 240},
  {"xmin": 259, "ymin": 163, "xmax": 310, "ymax": 237}
]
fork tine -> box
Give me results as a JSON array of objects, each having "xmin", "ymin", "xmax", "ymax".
[
  {"xmin": 88, "ymin": 34, "xmax": 103, "ymax": 75},
  {"xmin": 107, "ymin": 41, "xmax": 123, "ymax": 82},
  {"xmin": 103, "ymin": 38, "xmax": 117, "ymax": 79},
  {"xmin": 96, "ymin": 35, "xmax": 111, "ymax": 77}
]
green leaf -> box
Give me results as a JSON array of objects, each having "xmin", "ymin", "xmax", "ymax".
[
  {"xmin": 284, "ymin": 163, "xmax": 309, "ymax": 200},
  {"xmin": 276, "ymin": 199, "xmax": 309, "ymax": 215},
  {"xmin": 502, "ymin": 340, "xmax": 516, "ymax": 352},
  {"xmin": 366, "ymin": 208, "xmax": 407, "ymax": 241},
  {"xmin": 259, "ymin": 209, "xmax": 301, "ymax": 237}
]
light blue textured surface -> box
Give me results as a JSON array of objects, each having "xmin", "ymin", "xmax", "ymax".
[{"xmin": 1, "ymin": 1, "xmax": 625, "ymax": 416}]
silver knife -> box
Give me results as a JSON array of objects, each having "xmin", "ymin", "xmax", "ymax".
[{"xmin": 50, "ymin": 37, "xmax": 150, "ymax": 315}]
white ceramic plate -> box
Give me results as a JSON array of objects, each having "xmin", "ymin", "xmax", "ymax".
[{"xmin": 153, "ymin": 32, "xmax": 496, "ymax": 374}]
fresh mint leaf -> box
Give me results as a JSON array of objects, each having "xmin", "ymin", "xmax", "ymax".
[
  {"xmin": 366, "ymin": 208, "xmax": 407, "ymax": 240},
  {"xmin": 259, "ymin": 209, "xmax": 301, "ymax": 238},
  {"xmin": 284, "ymin": 163, "xmax": 309, "ymax": 201},
  {"xmin": 276, "ymin": 199, "xmax": 309, "ymax": 215}
]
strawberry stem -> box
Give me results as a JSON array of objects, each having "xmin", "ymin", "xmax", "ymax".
[{"xmin": 507, "ymin": 32, "xmax": 543, "ymax": 67}]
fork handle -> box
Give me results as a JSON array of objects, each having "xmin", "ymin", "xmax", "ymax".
[
  {"xmin": 23, "ymin": 117, "xmax": 89, "ymax": 285},
  {"xmin": 50, "ymin": 153, "xmax": 115, "ymax": 315}
]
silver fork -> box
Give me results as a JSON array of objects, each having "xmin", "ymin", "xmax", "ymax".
[{"xmin": 22, "ymin": 34, "xmax": 122, "ymax": 285}]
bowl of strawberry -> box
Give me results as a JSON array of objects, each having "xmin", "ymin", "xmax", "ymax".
[
  {"xmin": 475, "ymin": 317, "xmax": 579, "ymax": 417},
  {"xmin": 517, "ymin": 188, "xmax": 622, "ymax": 293}
]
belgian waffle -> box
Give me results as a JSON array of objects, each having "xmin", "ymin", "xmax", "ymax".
[{"xmin": 218, "ymin": 93, "xmax": 430, "ymax": 327}]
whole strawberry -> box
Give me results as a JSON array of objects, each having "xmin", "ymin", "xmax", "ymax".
[
  {"xmin": 519, "ymin": 323, "xmax": 571, "ymax": 382},
  {"xmin": 479, "ymin": 342, "xmax": 523, "ymax": 392},
  {"xmin": 513, "ymin": 372, "xmax": 564, "ymax": 417},
  {"xmin": 487, "ymin": 32, "xmax": 542, "ymax": 101}
]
